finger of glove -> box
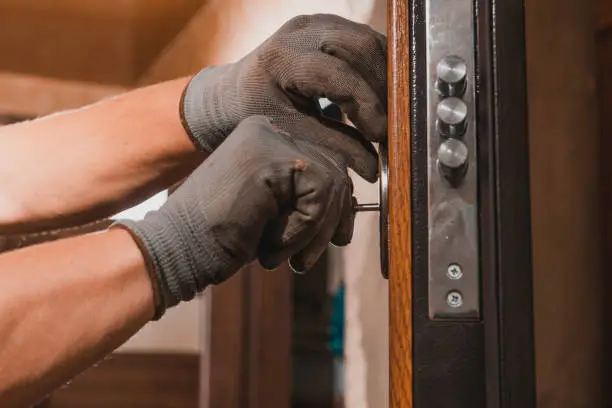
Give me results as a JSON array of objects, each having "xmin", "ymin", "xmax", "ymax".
[
  {"xmin": 290, "ymin": 142, "xmax": 356, "ymax": 248},
  {"xmin": 258, "ymin": 157, "xmax": 343, "ymax": 269},
  {"xmin": 260, "ymin": 186, "xmax": 342, "ymax": 272},
  {"xmin": 278, "ymin": 14, "xmax": 387, "ymax": 106},
  {"xmin": 290, "ymin": 115, "xmax": 379, "ymax": 183},
  {"xmin": 289, "ymin": 182, "xmax": 355, "ymax": 271},
  {"xmin": 331, "ymin": 190, "xmax": 357, "ymax": 247},
  {"xmin": 288, "ymin": 142, "xmax": 354, "ymax": 249},
  {"xmin": 258, "ymin": 211, "xmax": 312, "ymax": 270},
  {"xmin": 277, "ymin": 53, "xmax": 386, "ymax": 143},
  {"xmin": 288, "ymin": 207, "xmax": 340, "ymax": 273},
  {"xmin": 319, "ymin": 25, "xmax": 387, "ymax": 109}
]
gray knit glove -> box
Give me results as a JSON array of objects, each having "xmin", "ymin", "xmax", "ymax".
[
  {"xmin": 180, "ymin": 13, "xmax": 387, "ymax": 183},
  {"xmin": 114, "ymin": 116, "xmax": 355, "ymax": 319}
]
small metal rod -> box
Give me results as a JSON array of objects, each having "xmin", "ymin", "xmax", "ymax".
[{"xmin": 354, "ymin": 203, "xmax": 381, "ymax": 212}]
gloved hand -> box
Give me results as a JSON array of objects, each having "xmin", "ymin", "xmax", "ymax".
[
  {"xmin": 114, "ymin": 116, "xmax": 355, "ymax": 319},
  {"xmin": 180, "ymin": 13, "xmax": 387, "ymax": 183}
]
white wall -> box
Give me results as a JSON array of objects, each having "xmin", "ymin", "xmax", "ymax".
[{"xmin": 209, "ymin": 0, "xmax": 378, "ymax": 63}]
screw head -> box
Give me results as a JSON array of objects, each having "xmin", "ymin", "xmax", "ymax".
[
  {"xmin": 446, "ymin": 291, "xmax": 464, "ymax": 308},
  {"xmin": 447, "ymin": 263, "xmax": 463, "ymax": 280}
]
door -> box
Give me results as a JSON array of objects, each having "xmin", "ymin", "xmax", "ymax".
[{"xmin": 387, "ymin": 0, "xmax": 537, "ymax": 407}]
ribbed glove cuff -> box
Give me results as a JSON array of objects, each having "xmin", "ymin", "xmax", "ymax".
[
  {"xmin": 179, "ymin": 66, "xmax": 231, "ymax": 153},
  {"xmin": 112, "ymin": 216, "xmax": 217, "ymax": 320}
]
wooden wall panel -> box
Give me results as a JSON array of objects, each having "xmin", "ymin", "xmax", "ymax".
[
  {"xmin": 208, "ymin": 273, "xmax": 248, "ymax": 408},
  {"xmin": 0, "ymin": 2, "xmax": 133, "ymax": 85},
  {"xmin": 526, "ymin": 0, "xmax": 604, "ymax": 406},
  {"xmin": 208, "ymin": 263, "xmax": 292, "ymax": 408},
  {"xmin": 138, "ymin": 0, "xmax": 232, "ymax": 85},
  {"xmin": 597, "ymin": 0, "xmax": 612, "ymax": 31},
  {"xmin": 0, "ymin": 0, "xmax": 206, "ymax": 86},
  {"xmin": 0, "ymin": 72, "xmax": 126, "ymax": 118},
  {"xmin": 131, "ymin": 0, "xmax": 206, "ymax": 79},
  {"xmin": 597, "ymin": 24, "xmax": 612, "ymax": 408},
  {"xmin": 42, "ymin": 353, "xmax": 199, "ymax": 408}
]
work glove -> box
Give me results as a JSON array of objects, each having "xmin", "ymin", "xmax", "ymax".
[
  {"xmin": 180, "ymin": 13, "xmax": 387, "ymax": 183},
  {"xmin": 114, "ymin": 116, "xmax": 355, "ymax": 320}
]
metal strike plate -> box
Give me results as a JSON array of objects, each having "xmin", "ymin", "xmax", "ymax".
[{"xmin": 426, "ymin": 0, "xmax": 480, "ymax": 319}]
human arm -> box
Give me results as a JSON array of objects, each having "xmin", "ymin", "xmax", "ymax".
[
  {"xmin": 0, "ymin": 116, "xmax": 355, "ymax": 406},
  {"xmin": 0, "ymin": 14, "xmax": 386, "ymax": 236},
  {"xmin": 0, "ymin": 77, "xmax": 206, "ymax": 235},
  {"xmin": 0, "ymin": 229, "xmax": 154, "ymax": 407}
]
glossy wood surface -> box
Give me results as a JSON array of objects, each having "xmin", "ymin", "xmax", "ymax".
[{"xmin": 387, "ymin": 0, "xmax": 413, "ymax": 407}]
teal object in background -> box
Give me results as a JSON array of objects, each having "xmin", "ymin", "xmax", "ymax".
[{"xmin": 329, "ymin": 284, "xmax": 345, "ymax": 358}]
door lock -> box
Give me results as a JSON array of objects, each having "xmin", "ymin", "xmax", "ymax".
[
  {"xmin": 352, "ymin": 143, "xmax": 389, "ymax": 280},
  {"xmin": 314, "ymin": 98, "xmax": 390, "ymax": 280},
  {"xmin": 426, "ymin": 0, "xmax": 480, "ymax": 320}
]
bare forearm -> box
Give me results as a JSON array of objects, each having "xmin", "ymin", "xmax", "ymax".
[
  {"xmin": 0, "ymin": 229, "xmax": 154, "ymax": 407},
  {"xmin": 0, "ymin": 77, "xmax": 206, "ymax": 234}
]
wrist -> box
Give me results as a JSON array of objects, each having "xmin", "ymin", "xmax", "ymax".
[
  {"xmin": 109, "ymin": 222, "xmax": 169, "ymax": 320},
  {"xmin": 111, "ymin": 211, "xmax": 221, "ymax": 319}
]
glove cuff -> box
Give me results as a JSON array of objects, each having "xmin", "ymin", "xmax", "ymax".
[
  {"xmin": 180, "ymin": 66, "xmax": 232, "ymax": 153},
  {"xmin": 112, "ymin": 214, "xmax": 217, "ymax": 320}
]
